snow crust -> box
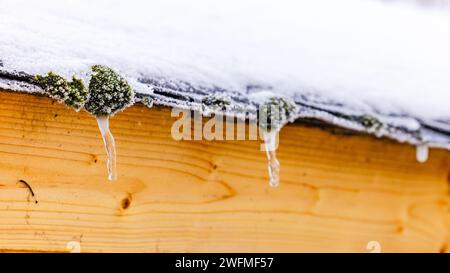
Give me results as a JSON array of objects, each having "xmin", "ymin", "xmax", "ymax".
[{"xmin": 0, "ymin": 0, "xmax": 450, "ymax": 121}]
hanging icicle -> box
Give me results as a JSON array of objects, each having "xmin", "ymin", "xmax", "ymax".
[
  {"xmin": 96, "ymin": 116, "xmax": 117, "ymax": 181},
  {"xmin": 35, "ymin": 66, "xmax": 134, "ymax": 182},
  {"xmin": 84, "ymin": 65, "xmax": 134, "ymax": 181},
  {"xmin": 416, "ymin": 143, "xmax": 429, "ymax": 163},
  {"xmin": 258, "ymin": 96, "xmax": 297, "ymax": 188},
  {"xmin": 263, "ymin": 130, "xmax": 280, "ymax": 187}
]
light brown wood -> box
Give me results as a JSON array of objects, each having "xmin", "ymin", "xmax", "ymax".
[{"xmin": 0, "ymin": 90, "xmax": 448, "ymax": 253}]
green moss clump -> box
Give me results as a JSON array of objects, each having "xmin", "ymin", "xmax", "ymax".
[
  {"xmin": 141, "ymin": 96, "xmax": 154, "ymax": 108},
  {"xmin": 34, "ymin": 72, "xmax": 87, "ymax": 111},
  {"xmin": 258, "ymin": 96, "xmax": 297, "ymax": 132},
  {"xmin": 85, "ymin": 65, "xmax": 134, "ymax": 117},
  {"xmin": 202, "ymin": 93, "xmax": 231, "ymax": 111},
  {"xmin": 359, "ymin": 114, "xmax": 382, "ymax": 130}
]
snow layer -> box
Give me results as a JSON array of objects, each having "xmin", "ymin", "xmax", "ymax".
[{"xmin": 0, "ymin": 0, "xmax": 450, "ymax": 121}]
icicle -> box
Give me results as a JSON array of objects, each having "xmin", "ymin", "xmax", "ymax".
[
  {"xmin": 263, "ymin": 131, "xmax": 280, "ymax": 187},
  {"xmin": 85, "ymin": 65, "xmax": 134, "ymax": 182},
  {"xmin": 96, "ymin": 116, "xmax": 117, "ymax": 181},
  {"xmin": 258, "ymin": 96, "xmax": 296, "ymax": 188},
  {"xmin": 416, "ymin": 143, "xmax": 428, "ymax": 163}
]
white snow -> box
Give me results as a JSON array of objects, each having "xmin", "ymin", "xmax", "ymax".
[{"xmin": 1, "ymin": 0, "xmax": 450, "ymax": 120}]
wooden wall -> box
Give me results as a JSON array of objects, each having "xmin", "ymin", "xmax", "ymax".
[{"xmin": 0, "ymin": 91, "xmax": 448, "ymax": 252}]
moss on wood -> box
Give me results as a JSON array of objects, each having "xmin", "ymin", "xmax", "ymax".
[
  {"xmin": 34, "ymin": 72, "xmax": 87, "ymax": 111},
  {"xmin": 85, "ymin": 65, "xmax": 134, "ymax": 117},
  {"xmin": 258, "ymin": 96, "xmax": 297, "ymax": 132}
]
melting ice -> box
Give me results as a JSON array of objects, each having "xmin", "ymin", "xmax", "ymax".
[
  {"xmin": 416, "ymin": 143, "xmax": 428, "ymax": 163},
  {"xmin": 96, "ymin": 116, "xmax": 117, "ymax": 181},
  {"xmin": 263, "ymin": 131, "xmax": 280, "ymax": 187}
]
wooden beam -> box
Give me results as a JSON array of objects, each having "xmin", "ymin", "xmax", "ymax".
[{"xmin": 0, "ymin": 91, "xmax": 448, "ymax": 252}]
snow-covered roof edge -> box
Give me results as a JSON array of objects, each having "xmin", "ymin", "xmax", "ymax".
[{"xmin": 0, "ymin": 67, "xmax": 449, "ymax": 150}]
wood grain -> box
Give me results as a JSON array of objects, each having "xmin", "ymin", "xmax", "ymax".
[{"xmin": 0, "ymin": 90, "xmax": 448, "ymax": 253}]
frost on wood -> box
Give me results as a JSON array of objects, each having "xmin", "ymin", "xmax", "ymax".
[
  {"xmin": 85, "ymin": 65, "xmax": 134, "ymax": 117},
  {"xmin": 34, "ymin": 72, "xmax": 87, "ymax": 111}
]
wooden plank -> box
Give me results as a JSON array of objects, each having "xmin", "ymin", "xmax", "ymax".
[{"xmin": 0, "ymin": 90, "xmax": 448, "ymax": 253}]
